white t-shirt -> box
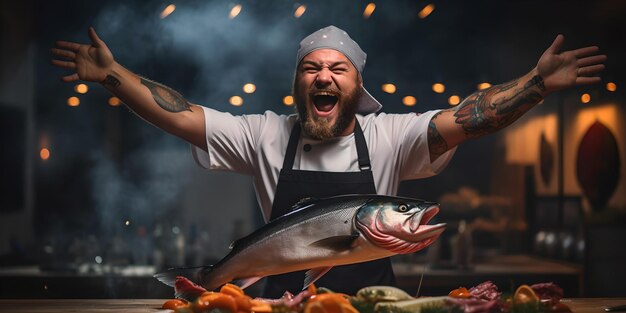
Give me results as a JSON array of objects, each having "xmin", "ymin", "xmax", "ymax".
[{"xmin": 192, "ymin": 107, "xmax": 456, "ymax": 222}]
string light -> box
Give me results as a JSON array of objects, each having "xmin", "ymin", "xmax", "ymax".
[
  {"xmin": 477, "ymin": 82, "xmax": 492, "ymax": 90},
  {"xmin": 448, "ymin": 95, "xmax": 460, "ymax": 106},
  {"xmin": 363, "ymin": 3, "xmax": 376, "ymax": 19},
  {"xmin": 283, "ymin": 95, "xmax": 294, "ymax": 106},
  {"xmin": 67, "ymin": 97, "xmax": 80, "ymax": 107},
  {"xmin": 402, "ymin": 96, "xmax": 416, "ymax": 106},
  {"xmin": 432, "ymin": 83, "xmax": 445, "ymax": 93},
  {"xmin": 74, "ymin": 84, "xmax": 88, "ymax": 94},
  {"xmin": 418, "ymin": 4, "xmax": 435, "ymax": 19},
  {"xmin": 229, "ymin": 96, "xmax": 243, "ymax": 106},
  {"xmin": 381, "ymin": 84, "xmax": 396, "ymax": 94},
  {"xmin": 160, "ymin": 4, "xmax": 176, "ymax": 19},
  {"xmin": 40, "ymin": 148, "xmax": 50, "ymax": 160},
  {"xmin": 606, "ymin": 82, "xmax": 617, "ymax": 92},
  {"xmin": 294, "ymin": 5, "xmax": 306, "ymax": 18},
  {"xmin": 108, "ymin": 97, "xmax": 121, "ymax": 106},
  {"xmin": 229, "ymin": 4, "xmax": 242, "ymax": 19},
  {"xmin": 581, "ymin": 93, "xmax": 591, "ymax": 104},
  {"xmin": 243, "ymin": 83, "xmax": 256, "ymax": 94}
]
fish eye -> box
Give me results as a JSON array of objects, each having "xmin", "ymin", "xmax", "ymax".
[{"xmin": 398, "ymin": 204, "xmax": 408, "ymax": 212}]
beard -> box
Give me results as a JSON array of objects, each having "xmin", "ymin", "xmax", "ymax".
[{"xmin": 294, "ymin": 83, "xmax": 361, "ymax": 140}]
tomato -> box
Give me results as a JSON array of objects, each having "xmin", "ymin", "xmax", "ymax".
[
  {"xmin": 162, "ymin": 299, "xmax": 188, "ymax": 310},
  {"xmin": 194, "ymin": 292, "xmax": 237, "ymax": 312},
  {"xmin": 448, "ymin": 287, "xmax": 471, "ymax": 298}
]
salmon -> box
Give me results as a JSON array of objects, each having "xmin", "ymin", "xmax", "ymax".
[{"xmin": 155, "ymin": 194, "xmax": 446, "ymax": 291}]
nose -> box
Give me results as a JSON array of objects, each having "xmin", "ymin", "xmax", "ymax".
[{"xmin": 315, "ymin": 68, "xmax": 333, "ymax": 88}]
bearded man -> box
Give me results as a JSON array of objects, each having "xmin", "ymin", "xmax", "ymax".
[{"xmin": 52, "ymin": 25, "xmax": 605, "ymax": 297}]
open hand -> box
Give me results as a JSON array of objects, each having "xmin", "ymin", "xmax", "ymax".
[
  {"xmin": 51, "ymin": 27, "xmax": 114, "ymax": 83},
  {"xmin": 537, "ymin": 34, "xmax": 607, "ymax": 93}
]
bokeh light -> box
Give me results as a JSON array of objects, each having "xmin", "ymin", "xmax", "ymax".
[
  {"xmin": 418, "ymin": 4, "xmax": 435, "ymax": 19},
  {"xmin": 294, "ymin": 5, "xmax": 306, "ymax": 18},
  {"xmin": 381, "ymin": 84, "xmax": 396, "ymax": 94},
  {"xmin": 40, "ymin": 148, "xmax": 50, "ymax": 160},
  {"xmin": 283, "ymin": 95, "xmax": 294, "ymax": 106},
  {"xmin": 402, "ymin": 96, "xmax": 416, "ymax": 106},
  {"xmin": 160, "ymin": 4, "xmax": 176, "ymax": 19},
  {"xmin": 229, "ymin": 4, "xmax": 242, "ymax": 19},
  {"xmin": 243, "ymin": 83, "xmax": 256, "ymax": 94},
  {"xmin": 363, "ymin": 3, "xmax": 376, "ymax": 19},
  {"xmin": 448, "ymin": 95, "xmax": 461, "ymax": 106},
  {"xmin": 67, "ymin": 96, "xmax": 80, "ymax": 107},
  {"xmin": 432, "ymin": 83, "xmax": 445, "ymax": 94},
  {"xmin": 230, "ymin": 96, "xmax": 244, "ymax": 106},
  {"xmin": 581, "ymin": 93, "xmax": 591, "ymax": 104}
]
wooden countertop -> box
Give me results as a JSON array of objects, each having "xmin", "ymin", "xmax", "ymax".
[{"xmin": 0, "ymin": 298, "xmax": 624, "ymax": 312}]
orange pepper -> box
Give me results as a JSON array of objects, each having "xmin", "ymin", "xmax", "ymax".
[
  {"xmin": 305, "ymin": 293, "xmax": 357, "ymax": 313},
  {"xmin": 162, "ymin": 299, "xmax": 188, "ymax": 310},
  {"xmin": 249, "ymin": 299, "xmax": 272, "ymax": 313},
  {"xmin": 194, "ymin": 291, "xmax": 237, "ymax": 312},
  {"xmin": 448, "ymin": 287, "xmax": 471, "ymax": 298},
  {"xmin": 233, "ymin": 295, "xmax": 252, "ymax": 312},
  {"xmin": 220, "ymin": 283, "xmax": 245, "ymax": 297}
]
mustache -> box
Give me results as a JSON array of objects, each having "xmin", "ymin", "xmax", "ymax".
[{"xmin": 308, "ymin": 87, "xmax": 344, "ymax": 97}]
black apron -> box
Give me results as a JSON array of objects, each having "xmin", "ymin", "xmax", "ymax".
[{"xmin": 262, "ymin": 120, "xmax": 396, "ymax": 298}]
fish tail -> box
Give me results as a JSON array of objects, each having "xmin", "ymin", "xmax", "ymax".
[{"xmin": 154, "ymin": 266, "xmax": 210, "ymax": 288}]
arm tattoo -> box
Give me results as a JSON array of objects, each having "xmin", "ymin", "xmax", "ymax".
[
  {"xmin": 102, "ymin": 74, "xmax": 120, "ymax": 88},
  {"xmin": 140, "ymin": 77, "xmax": 191, "ymax": 113},
  {"xmin": 427, "ymin": 111, "xmax": 449, "ymax": 158},
  {"xmin": 453, "ymin": 75, "xmax": 544, "ymax": 138}
]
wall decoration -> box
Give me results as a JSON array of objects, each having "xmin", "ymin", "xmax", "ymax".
[{"xmin": 576, "ymin": 121, "xmax": 620, "ymax": 212}]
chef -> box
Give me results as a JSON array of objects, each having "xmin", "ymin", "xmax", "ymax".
[{"xmin": 51, "ymin": 25, "xmax": 605, "ymax": 297}]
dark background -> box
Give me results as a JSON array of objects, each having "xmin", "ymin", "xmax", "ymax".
[{"xmin": 1, "ymin": 0, "xmax": 625, "ymax": 298}]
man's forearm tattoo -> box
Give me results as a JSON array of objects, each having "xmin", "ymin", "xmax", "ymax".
[
  {"xmin": 140, "ymin": 78, "xmax": 191, "ymax": 113},
  {"xmin": 453, "ymin": 75, "xmax": 544, "ymax": 138},
  {"xmin": 102, "ymin": 75, "xmax": 121, "ymax": 88},
  {"xmin": 427, "ymin": 111, "xmax": 448, "ymax": 157}
]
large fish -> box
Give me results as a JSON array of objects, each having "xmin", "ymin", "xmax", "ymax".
[{"xmin": 155, "ymin": 194, "xmax": 446, "ymax": 291}]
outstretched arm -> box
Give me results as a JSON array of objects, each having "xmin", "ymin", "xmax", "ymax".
[
  {"xmin": 427, "ymin": 35, "xmax": 606, "ymax": 162},
  {"xmin": 51, "ymin": 27, "xmax": 207, "ymax": 150}
]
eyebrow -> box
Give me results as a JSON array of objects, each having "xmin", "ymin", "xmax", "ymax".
[{"xmin": 300, "ymin": 60, "xmax": 350, "ymax": 68}]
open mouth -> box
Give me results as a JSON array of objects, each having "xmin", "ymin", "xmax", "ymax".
[
  {"xmin": 312, "ymin": 92, "xmax": 338, "ymax": 114},
  {"xmin": 409, "ymin": 205, "xmax": 440, "ymax": 233}
]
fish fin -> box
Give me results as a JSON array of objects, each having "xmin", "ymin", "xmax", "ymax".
[
  {"xmin": 231, "ymin": 276, "xmax": 263, "ymax": 290},
  {"xmin": 303, "ymin": 266, "xmax": 333, "ymax": 290},
  {"xmin": 174, "ymin": 276, "xmax": 208, "ymax": 302},
  {"xmin": 309, "ymin": 234, "xmax": 359, "ymax": 251},
  {"xmin": 154, "ymin": 266, "xmax": 209, "ymax": 287}
]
